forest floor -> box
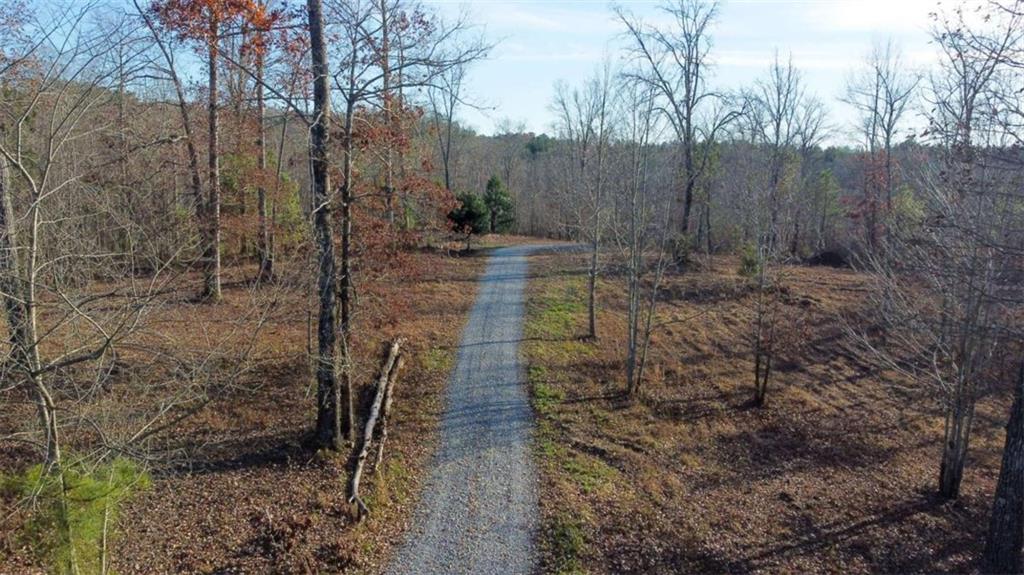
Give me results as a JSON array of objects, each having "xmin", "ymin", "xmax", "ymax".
[
  {"xmin": 0, "ymin": 236, "xmax": 540, "ymax": 574},
  {"xmin": 525, "ymin": 249, "xmax": 1012, "ymax": 575}
]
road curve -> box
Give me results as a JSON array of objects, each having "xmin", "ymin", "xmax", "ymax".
[{"xmin": 387, "ymin": 245, "xmax": 544, "ymax": 575}]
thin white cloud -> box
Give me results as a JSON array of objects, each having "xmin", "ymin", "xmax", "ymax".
[
  {"xmin": 714, "ymin": 50, "xmax": 825, "ymax": 70},
  {"xmin": 482, "ymin": 4, "xmax": 565, "ymax": 32},
  {"xmin": 428, "ymin": 0, "xmax": 947, "ymax": 141},
  {"xmin": 445, "ymin": 2, "xmax": 622, "ymax": 35},
  {"xmin": 717, "ymin": 48, "xmax": 883, "ymax": 71},
  {"xmin": 797, "ymin": 0, "xmax": 934, "ymax": 34},
  {"xmin": 500, "ymin": 42, "xmax": 606, "ymax": 63}
]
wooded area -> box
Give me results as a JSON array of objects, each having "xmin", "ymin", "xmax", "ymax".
[{"xmin": 1, "ymin": 0, "xmax": 1024, "ymax": 572}]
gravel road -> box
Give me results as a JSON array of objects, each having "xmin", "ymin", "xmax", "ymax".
[{"xmin": 387, "ymin": 245, "xmax": 544, "ymax": 575}]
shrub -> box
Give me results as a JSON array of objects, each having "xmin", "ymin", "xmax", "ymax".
[
  {"xmin": 738, "ymin": 242, "xmax": 761, "ymax": 278},
  {"xmin": 670, "ymin": 233, "xmax": 694, "ymax": 268},
  {"xmin": 2, "ymin": 457, "xmax": 150, "ymax": 574}
]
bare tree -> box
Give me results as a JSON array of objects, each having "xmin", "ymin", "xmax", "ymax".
[
  {"xmin": 984, "ymin": 363, "xmax": 1024, "ymax": 574},
  {"xmin": 494, "ymin": 119, "xmax": 529, "ymax": 232},
  {"xmin": 254, "ymin": 0, "xmax": 274, "ymax": 282},
  {"xmin": 843, "ymin": 39, "xmax": 918, "ymax": 249},
  {"xmin": 844, "ymin": 40, "xmax": 918, "ymax": 204},
  {"xmin": 608, "ymin": 78, "xmax": 672, "ymax": 396},
  {"xmin": 428, "ymin": 63, "xmax": 468, "ymax": 192},
  {"xmin": 132, "ymin": 0, "xmax": 206, "ymax": 284},
  {"xmin": 975, "ymin": 2, "xmax": 1024, "ymax": 567},
  {"xmin": 205, "ymin": 9, "xmax": 222, "ymax": 301},
  {"xmin": 552, "ymin": 63, "xmax": 612, "ymax": 339},
  {"xmin": 736, "ymin": 54, "xmax": 812, "ymax": 406},
  {"xmin": 0, "ymin": 7, "xmax": 215, "ymax": 569},
  {"xmin": 306, "ymin": 0, "xmax": 343, "ymax": 449},
  {"xmin": 324, "ymin": 0, "xmax": 490, "ymax": 439},
  {"xmin": 746, "ymin": 53, "xmax": 804, "ymax": 246},
  {"xmin": 616, "ymin": 0, "xmax": 730, "ymax": 241},
  {"xmin": 789, "ymin": 96, "xmax": 830, "ymax": 255},
  {"xmin": 853, "ymin": 4, "xmax": 1023, "ymax": 499}
]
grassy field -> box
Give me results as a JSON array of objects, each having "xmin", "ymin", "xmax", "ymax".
[{"xmin": 524, "ymin": 249, "xmax": 1010, "ymax": 574}]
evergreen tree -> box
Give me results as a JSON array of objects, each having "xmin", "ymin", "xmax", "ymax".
[
  {"xmin": 483, "ymin": 175, "xmax": 514, "ymax": 233},
  {"xmin": 449, "ymin": 191, "xmax": 488, "ymax": 248}
]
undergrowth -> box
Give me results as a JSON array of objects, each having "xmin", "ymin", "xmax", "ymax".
[{"xmin": 1, "ymin": 457, "xmax": 149, "ymax": 574}]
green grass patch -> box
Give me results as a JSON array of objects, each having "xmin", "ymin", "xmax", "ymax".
[
  {"xmin": 526, "ymin": 281, "xmax": 595, "ymax": 369},
  {"xmin": 528, "ymin": 363, "xmax": 549, "ymax": 386},
  {"xmin": 369, "ymin": 456, "xmax": 415, "ymax": 511},
  {"xmin": 525, "ymin": 275, "xmax": 601, "ymax": 574},
  {"xmin": 532, "ymin": 379, "xmax": 564, "ymax": 416},
  {"xmin": 549, "ymin": 512, "xmax": 587, "ymax": 575},
  {"xmin": 421, "ymin": 347, "xmax": 454, "ymax": 373},
  {"xmin": 561, "ymin": 453, "xmax": 617, "ymax": 494},
  {"xmin": 536, "ymin": 420, "xmax": 562, "ymax": 459},
  {"xmin": 526, "ymin": 281, "xmax": 585, "ymax": 341}
]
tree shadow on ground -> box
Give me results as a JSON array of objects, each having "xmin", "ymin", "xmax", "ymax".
[
  {"xmin": 730, "ymin": 491, "xmax": 980, "ymax": 574},
  {"xmin": 159, "ymin": 428, "xmax": 316, "ymax": 477}
]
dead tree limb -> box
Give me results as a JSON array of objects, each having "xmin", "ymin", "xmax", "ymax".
[
  {"xmin": 348, "ymin": 338, "xmax": 403, "ymax": 519},
  {"xmin": 375, "ymin": 354, "xmax": 405, "ymax": 469}
]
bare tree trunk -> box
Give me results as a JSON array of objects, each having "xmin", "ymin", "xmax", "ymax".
[
  {"xmin": 116, "ymin": 49, "xmax": 132, "ymax": 257},
  {"xmin": 753, "ymin": 350, "xmax": 771, "ymax": 407},
  {"xmin": 442, "ymin": 121, "xmax": 452, "ymax": 191},
  {"xmin": 340, "ymin": 97, "xmax": 356, "ymax": 443},
  {"xmin": 0, "ymin": 157, "xmax": 29, "ymax": 373},
  {"xmin": 587, "ymin": 239, "xmax": 598, "ymax": 339},
  {"xmin": 983, "ymin": 363, "xmax": 1024, "ymax": 574},
  {"xmin": 704, "ymin": 199, "xmax": 713, "ymax": 257},
  {"xmin": 753, "ymin": 318, "xmax": 768, "ymax": 406},
  {"xmin": 939, "ymin": 392, "xmax": 975, "ymax": 499},
  {"xmin": 752, "ymin": 258, "xmax": 773, "ymax": 407},
  {"xmin": 682, "ymin": 128, "xmax": 695, "ymax": 235},
  {"xmin": 379, "ymin": 0, "xmax": 395, "ymax": 227},
  {"xmin": 133, "ymin": 0, "xmax": 206, "ymax": 280},
  {"xmin": 430, "ymin": 77, "xmax": 455, "ymax": 191},
  {"xmin": 308, "ymin": 0, "xmax": 342, "ymax": 449},
  {"xmin": 625, "ymin": 192, "xmax": 640, "ymax": 393},
  {"xmin": 0, "ymin": 159, "xmax": 55, "ymax": 474},
  {"xmin": 588, "ymin": 92, "xmax": 607, "ymax": 340},
  {"xmin": 255, "ymin": 45, "xmax": 273, "ymax": 283},
  {"xmin": 204, "ymin": 20, "xmax": 222, "ymax": 302},
  {"xmin": 884, "ymin": 142, "xmax": 894, "ymax": 208}
]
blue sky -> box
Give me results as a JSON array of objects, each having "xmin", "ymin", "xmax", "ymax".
[{"xmin": 427, "ymin": 0, "xmax": 938, "ymax": 145}]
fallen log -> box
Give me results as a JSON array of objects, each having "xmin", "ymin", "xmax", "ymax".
[
  {"xmin": 349, "ymin": 338, "xmax": 403, "ymax": 519},
  {"xmin": 375, "ymin": 354, "xmax": 405, "ymax": 469}
]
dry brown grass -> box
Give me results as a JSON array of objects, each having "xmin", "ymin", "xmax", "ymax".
[{"xmin": 525, "ymin": 250, "xmax": 1010, "ymax": 575}]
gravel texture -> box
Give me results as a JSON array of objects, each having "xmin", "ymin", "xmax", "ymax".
[{"xmin": 387, "ymin": 246, "xmax": 543, "ymax": 575}]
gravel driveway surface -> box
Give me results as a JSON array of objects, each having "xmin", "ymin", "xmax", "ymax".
[{"xmin": 387, "ymin": 245, "xmax": 545, "ymax": 575}]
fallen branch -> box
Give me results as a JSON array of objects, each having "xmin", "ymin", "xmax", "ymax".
[
  {"xmin": 375, "ymin": 354, "xmax": 404, "ymax": 469},
  {"xmin": 349, "ymin": 338, "xmax": 403, "ymax": 519}
]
